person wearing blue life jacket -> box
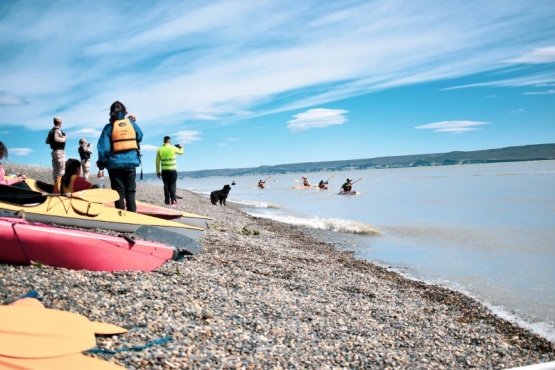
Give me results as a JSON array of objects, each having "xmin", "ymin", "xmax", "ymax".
[{"xmin": 96, "ymin": 101, "xmax": 143, "ymax": 212}]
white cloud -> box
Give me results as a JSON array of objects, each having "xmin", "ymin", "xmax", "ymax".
[
  {"xmin": 415, "ymin": 121, "xmax": 490, "ymax": 134},
  {"xmin": 508, "ymin": 46, "xmax": 555, "ymax": 64},
  {"xmin": 174, "ymin": 130, "xmax": 202, "ymax": 144},
  {"xmin": 227, "ymin": 138, "xmax": 239, "ymax": 141},
  {"xmin": 523, "ymin": 90, "xmax": 555, "ymax": 95},
  {"xmin": 67, "ymin": 128, "xmax": 103, "ymax": 139},
  {"xmin": 140, "ymin": 144, "xmax": 159, "ymax": 152},
  {"xmin": 9, "ymin": 148, "xmax": 33, "ymax": 156},
  {"xmin": 0, "ymin": 2, "xmax": 553, "ymax": 132},
  {"xmin": 509, "ymin": 109, "xmax": 525, "ymax": 114},
  {"xmin": 0, "ymin": 91, "xmax": 28, "ymax": 106},
  {"xmin": 287, "ymin": 108, "xmax": 348, "ymax": 132}
]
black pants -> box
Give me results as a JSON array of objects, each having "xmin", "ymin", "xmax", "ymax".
[
  {"xmin": 108, "ymin": 168, "xmax": 137, "ymax": 212},
  {"xmin": 161, "ymin": 170, "xmax": 178, "ymax": 204}
]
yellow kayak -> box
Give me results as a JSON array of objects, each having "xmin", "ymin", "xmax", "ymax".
[{"xmin": 26, "ymin": 178, "xmax": 214, "ymax": 227}]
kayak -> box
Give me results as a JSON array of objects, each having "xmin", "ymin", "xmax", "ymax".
[
  {"xmin": 292, "ymin": 185, "xmax": 317, "ymax": 189},
  {"xmin": 338, "ymin": 190, "xmax": 359, "ymax": 195},
  {"xmin": 26, "ymin": 178, "xmax": 214, "ymax": 226},
  {"xmin": 0, "ymin": 184, "xmax": 204, "ymax": 254},
  {"xmin": 0, "ymin": 214, "xmax": 178, "ymax": 272}
]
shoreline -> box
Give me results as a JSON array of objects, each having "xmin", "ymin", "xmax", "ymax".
[{"xmin": 1, "ymin": 163, "xmax": 554, "ymax": 369}]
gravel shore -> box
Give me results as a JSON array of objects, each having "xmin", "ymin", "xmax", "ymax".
[{"xmin": 1, "ymin": 163, "xmax": 554, "ymax": 369}]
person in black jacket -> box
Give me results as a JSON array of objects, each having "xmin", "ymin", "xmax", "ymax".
[
  {"xmin": 78, "ymin": 138, "xmax": 93, "ymax": 180},
  {"xmin": 45, "ymin": 117, "xmax": 67, "ymax": 182}
]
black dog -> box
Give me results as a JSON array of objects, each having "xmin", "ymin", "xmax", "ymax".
[{"xmin": 210, "ymin": 184, "xmax": 231, "ymax": 205}]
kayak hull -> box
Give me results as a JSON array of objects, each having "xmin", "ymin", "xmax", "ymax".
[
  {"xmin": 0, "ymin": 216, "xmax": 177, "ymax": 272},
  {"xmin": 338, "ymin": 191, "xmax": 359, "ymax": 195}
]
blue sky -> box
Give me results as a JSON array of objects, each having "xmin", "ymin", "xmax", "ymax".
[{"xmin": 0, "ymin": 1, "xmax": 554, "ymax": 173}]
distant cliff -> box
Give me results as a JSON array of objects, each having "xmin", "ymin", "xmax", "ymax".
[{"xmin": 143, "ymin": 143, "xmax": 555, "ymax": 180}]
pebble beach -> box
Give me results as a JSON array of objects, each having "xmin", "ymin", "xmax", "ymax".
[{"xmin": 1, "ymin": 163, "xmax": 554, "ymax": 369}]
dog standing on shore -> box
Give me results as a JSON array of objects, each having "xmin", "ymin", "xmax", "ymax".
[{"xmin": 210, "ymin": 184, "xmax": 232, "ymax": 205}]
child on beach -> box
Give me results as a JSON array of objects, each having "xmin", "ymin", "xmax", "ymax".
[
  {"xmin": 0, "ymin": 141, "xmax": 29, "ymax": 188},
  {"xmin": 55, "ymin": 158, "xmax": 98, "ymax": 193}
]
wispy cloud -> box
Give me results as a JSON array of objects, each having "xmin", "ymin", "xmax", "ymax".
[
  {"xmin": 0, "ymin": 91, "xmax": 28, "ymax": 106},
  {"xmin": 415, "ymin": 121, "xmax": 490, "ymax": 134},
  {"xmin": 174, "ymin": 130, "xmax": 202, "ymax": 144},
  {"xmin": 9, "ymin": 148, "xmax": 34, "ymax": 156},
  {"xmin": 0, "ymin": 1, "xmax": 553, "ymax": 134},
  {"xmin": 287, "ymin": 108, "xmax": 348, "ymax": 132},
  {"xmin": 67, "ymin": 128, "xmax": 103, "ymax": 139},
  {"xmin": 523, "ymin": 90, "xmax": 555, "ymax": 95},
  {"xmin": 140, "ymin": 144, "xmax": 159, "ymax": 152},
  {"xmin": 507, "ymin": 46, "xmax": 555, "ymax": 64}
]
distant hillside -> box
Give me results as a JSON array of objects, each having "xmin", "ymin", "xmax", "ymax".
[{"xmin": 143, "ymin": 143, "xmax": 555, "ymax": 180}]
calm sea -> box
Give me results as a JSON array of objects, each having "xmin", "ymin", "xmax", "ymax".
[{"xmin": 173, "ymin": 160, "xmax": 555, "ymax": 343}]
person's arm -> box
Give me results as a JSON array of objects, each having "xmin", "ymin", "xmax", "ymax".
[
  {"xmin": 174, "ymin": 145, "xmax": 184, "ymax": 155},
  {"xmin": 0, "ymin": 167, "xmax": 26, "ymax": 186},
  {"xmin": 84, "ymin": 143, "xmax": 93, "ymax": 154},
  {"xmin": 53, "ymin": 128, "xmax": 66, "ymax": 143},
  {"xmin": 96, "ymin": 125, "xmax": 110, "ymax": 173},
  {"xmin": 156, "ymin": 149, "xmax": 161, "ymax": 178},
  {"xmin": 73, "ymin": 177, "xmax": 94, "ymax": 192},
  {"xmin": 130, "ymin": 120, "xmax": 143, "ymax": 143}
]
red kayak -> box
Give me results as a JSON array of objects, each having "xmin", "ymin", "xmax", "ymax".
[{"xmin": 0, "ymin": 215, "xmax": 178, "ymax": 272}]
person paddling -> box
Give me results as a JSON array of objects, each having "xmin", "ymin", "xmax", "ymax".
[{"xmin": 341, "ymin": 178, "xmax": 353, "ymax": 193}]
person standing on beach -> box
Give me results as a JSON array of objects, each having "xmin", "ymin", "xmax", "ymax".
[
  {"xmin": 78, "ymin": 138, "xmax": 93, "ymax": 180},
  {"xmin": 156, "ymin": 136, "xmax": 183, "ymax": 206},
  {"xmin": 45, "ymin": 117, "xmax": 66, "ymax": 182},
  {"xmin": 96, "ymin": 101, "xmax": 142, "ymax": 212}
]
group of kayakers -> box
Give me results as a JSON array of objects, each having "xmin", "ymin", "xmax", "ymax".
[{"xmin": 255, "ymin": 175, "xmax": 358, "ymax": 193}]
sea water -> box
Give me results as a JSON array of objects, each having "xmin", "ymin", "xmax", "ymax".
[{"xmin": 174, "ymin": 160, "xmax": 555, "ymax": 343}]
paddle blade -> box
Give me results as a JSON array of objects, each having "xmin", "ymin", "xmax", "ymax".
[
  {"xmin": 0, "ymin": 353, "xmax": 126, "ymax": 369},
  {"xmin": 135, "ymin": 225, "xmax": 203, "ymax": 255},
  {"xmin": 0, "ymin": 306, "xmax": 96, "ymax": 358},
  {"xmin": 68, "ymin": 189, "xmax": 120, "ymax": 203}
]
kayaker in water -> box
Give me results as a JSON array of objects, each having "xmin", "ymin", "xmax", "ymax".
[
  {"xmin": 258, "ymin": 180, "xmax": 265, "ymax": 189},
  {"xmin": 0, "ymin": 141, "xmax": 29, "ymax": 189},
  {"xmin": 55, "ymin": 158, "xmax": 99, "ymax": 193},
  {"xmin": 302, "ymin": 176, "xmax": 310, "ymax": 187},
  {"xmin": 318, "ymin": 180, "xmax": 328, "ymax": 189},
  {"xmin": 96, "ymin": 101, "xmax": 143, "ymax": 212},
  {"xmin": 341, "ymin": 178, "xmax": 353, "ymax": 193}
]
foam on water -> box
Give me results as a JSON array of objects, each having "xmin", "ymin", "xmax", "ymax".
[{"xmin": 247, "ymin": 211, "xmax": 380, "ymax": 235}]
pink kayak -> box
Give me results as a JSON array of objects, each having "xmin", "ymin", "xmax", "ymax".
[{"xmin": 0, "ymin": 215, "xmax": 178, "ymax": 272}]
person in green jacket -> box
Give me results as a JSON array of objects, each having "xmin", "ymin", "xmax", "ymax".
[{"xmin": 156, "ymin": 136, "xmax": 183, "ymax": 206}]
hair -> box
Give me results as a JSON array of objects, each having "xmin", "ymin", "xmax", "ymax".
[
  {"xmin": 61, "ymin": 158, "xmax": 81, "ymax": 189},
  {"xmin": 0, "ymin": 141, "xmax": 7, "ymax": 160},
  {"xmin": 53, "ymin": 117, "xmax": 62, "ymax": 126},
  {"xmin": 164, "ymin": 136, "xmax": 171, "ymax": 143},
  {"xmin": 109, "ymin": 101, "xmax": 127, "ymax": 123}
]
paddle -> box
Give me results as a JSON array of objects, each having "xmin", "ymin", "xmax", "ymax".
[
  {"xmin": 0, "ymin": 306, "xmax": 97, "ymax": 358},
  {"xmin": 66, "ymin": 188, "xmax": 120, "ymax": 203},
  {"xmin": 258, "ymin": 175, "xmax": 271, "ymax": 188},
  {"xmin": 0, "ymin": 353, "xmax": 127, "ymax": 370},
  {"xmin": 135, "ymin": 225, "xmax": 203, "ymax": 256}
]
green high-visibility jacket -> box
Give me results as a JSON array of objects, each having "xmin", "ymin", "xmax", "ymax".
[{"xmin": 156, "ymin": 143, "xmax": 184, "ymax": 173}]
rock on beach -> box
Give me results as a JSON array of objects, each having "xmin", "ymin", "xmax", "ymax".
[{"xmin": 1, "ymin": 163, "xmax": 554, "ymax": 369}]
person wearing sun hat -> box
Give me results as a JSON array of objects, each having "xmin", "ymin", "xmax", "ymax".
[
  {"xmin": 78, "ymin": 138, "xmax": 93, "ymax": 180},
  {"xmin": 302, "ymin": 175, "xmax": 310, "ymax": 187},
  {"xmin": 341, "ymin": 178, "xmax": 353, "ymax": 192}
]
